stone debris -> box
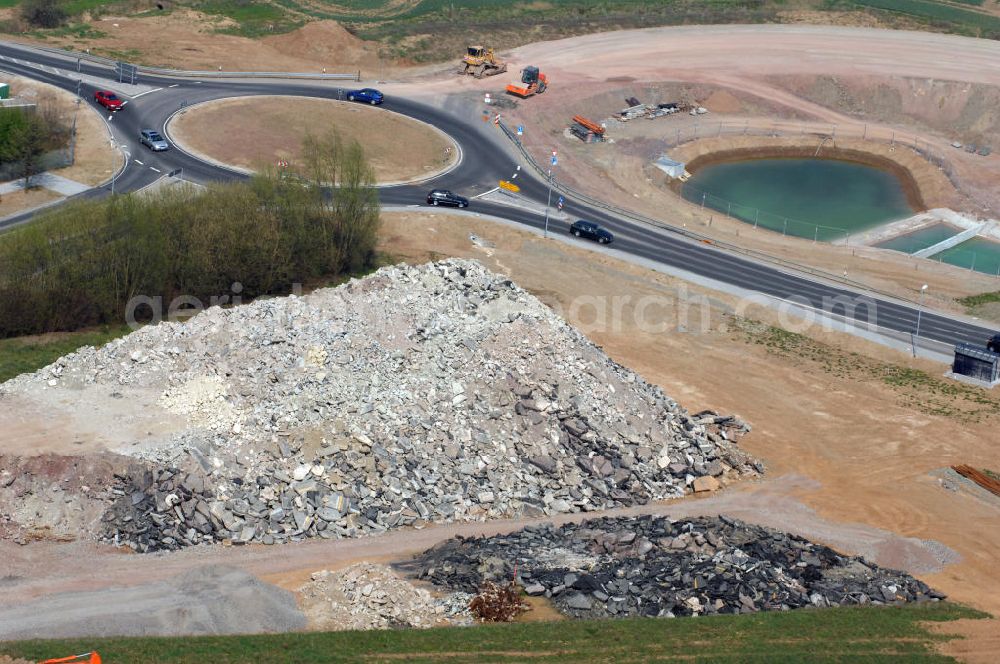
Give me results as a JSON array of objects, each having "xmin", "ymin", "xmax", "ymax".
[
  {"xmin": 298, "ymin": 563, "xmax": 468, "ymax": 631},
  {"xmin": 409, "ymin": 515, "xmax": 944, "ymax": 619},
  {"xmin": 2, "ymin": 260, "xmax": 758, "ymax": 550}
]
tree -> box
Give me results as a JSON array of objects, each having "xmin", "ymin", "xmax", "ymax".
[
  {"xmin": 6, "ymin": 115, "xmax": 48, "ymax": 188},
  {"xmin": 20, "ymin": 0, "xmax": 66, "ymax": 29}
]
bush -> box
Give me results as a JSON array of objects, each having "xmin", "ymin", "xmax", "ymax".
[
  {"xmin": 0, "ymin": 130, "xmax": 380, "ymax": 336},
  {"xmin": 20, "ymin": 0, "xmax": 67, "ymax": 29},
  {"xmin": 469, "ymin": 581, "xmax": 530, "ymax": 622}
]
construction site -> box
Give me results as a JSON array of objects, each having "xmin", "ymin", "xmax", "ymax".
[{"xmin": 3, "ymin": 12, "xmax": 1000, "ymax": 664}]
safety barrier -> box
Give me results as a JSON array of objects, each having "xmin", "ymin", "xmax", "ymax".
[{"xmin": 496, "ymin": 119, "xmax": 928, "ymax": 304}]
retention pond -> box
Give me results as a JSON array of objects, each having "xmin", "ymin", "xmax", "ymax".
[{"xmin": 681, "ymin": 157, "xmax": 917, "ymax": 242}]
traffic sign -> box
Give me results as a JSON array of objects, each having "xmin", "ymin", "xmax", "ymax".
[
  {"xmin": 557, "ymin": 196, "xmax": 564, "ymax": 210},
  {"xmin": 516, "ymin": 125, "xmax": 523, "ymax": 136},
  {"xmin": 115, "ymin": 61, "xmax": 138, "ymax": 85},
  {"xmin": 551, "ymin": 154, "xmax": 558, "ymax": 166}
]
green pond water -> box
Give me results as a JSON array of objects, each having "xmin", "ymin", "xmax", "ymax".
[
  {"xmin": 682, "ymin": 158, "xmax": 915, "ymax": 242},
  {"xmin": 876, "ymin": 224, "xmax": 959, "ymax": 254},
  {"xmin": 932, "ymin": 237, "xmax": 1000, "ymax": 276}
]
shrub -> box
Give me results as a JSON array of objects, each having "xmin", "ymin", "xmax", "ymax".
[{"xmin": 20, "ymin": 0, "xmax": 67, "ymax": 29}]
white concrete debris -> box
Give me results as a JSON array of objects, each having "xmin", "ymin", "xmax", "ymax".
[{"xmin": 4, "ymin": 260, "xmax": 758, "ymax": 549}]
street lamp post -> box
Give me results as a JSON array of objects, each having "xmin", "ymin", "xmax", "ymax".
[
  {"xmin": 913, "ymin": 284, "xmax": 928, "ymax": 357},
  {"xmin": 110, "ymin": 139, "xmax": 117, "ymax": 195},
  {"xmin": 543, "ymin": 168, "xmax": 553, "ymax": 238},
  {"xmin": 543, "ymin": 151, "xmax": 557, "ymax": 238}
]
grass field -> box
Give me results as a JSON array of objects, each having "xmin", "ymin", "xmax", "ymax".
[
  {"xmin": 0, "ymin": 324, "xmax": 130, "ymax": 382},
  {"xmin": 848, "ymin": 0, "xmax": 1000, "ymax": 36},
  {"xmin": 0, "ymin": 603, "xmax": 988, "ymax": 663}
]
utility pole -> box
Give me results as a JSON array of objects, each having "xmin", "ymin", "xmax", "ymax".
[
  {"xmin": 912, "ymin": 284, "xmax": 928, "ymax": 357},
  {"xmin": 543, "ymin": 150, "xmax": 557, "ymax": 238}
]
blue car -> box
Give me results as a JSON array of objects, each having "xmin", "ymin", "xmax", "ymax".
[{"xmin": 347, "ymin": 88, "xmax": 384, "ymax": 105}]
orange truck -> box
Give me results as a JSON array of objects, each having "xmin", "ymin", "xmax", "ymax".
[{"xmin": 505, "ymin": 66, "xmax": 548, "ymax": 98}]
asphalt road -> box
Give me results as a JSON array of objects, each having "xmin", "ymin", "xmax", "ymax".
[{"xmin": 1, "ymin": 40, "xmax": 997, "ymax": 351}]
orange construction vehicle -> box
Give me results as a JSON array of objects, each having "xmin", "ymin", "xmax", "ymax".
[
  {"xmin": 41, "ymin": 653, "xmax": 101, "ymax": 664},
  {"xmin": 505, "ymin": 66, "xmax": 547, "ymax": 98}
]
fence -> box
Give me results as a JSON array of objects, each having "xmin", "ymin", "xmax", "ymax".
[
  {"xmin": 496, "ymin": 118, "xmax": 1000, "ymax": 303},
  {"xmin": 0, "ymin": 147, "xmax": 72, "ymax": 182},
  {"xmin": 676, "ymin": 180, "xmax": 852, "ymax": 243}
]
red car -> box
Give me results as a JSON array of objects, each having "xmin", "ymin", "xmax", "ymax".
[{"xmin": 94, "ymin": 90, "xmax": 125, "ymax": 111}]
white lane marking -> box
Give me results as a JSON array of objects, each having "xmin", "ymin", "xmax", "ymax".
[
  {"xmin": 149, "ymin": 167, "xmax": 161, "ymax": 173},
  {"xmin": 471, "ymin": 187, "xmax": 499, "ymax": 199},
  {"xmin": 134, "ymin": 160, "xmax": 144, "ymax": 165},
  {"xmin": 130, "ymin": 87, "xmax": 162, "ymax": 99},
  {"xmin": 194, "ymin": 81, "xmax": 202, "ymax": 84},
  {"xmin": 168, "ymin": 84, "xmax": 179, "ymax": 88}
]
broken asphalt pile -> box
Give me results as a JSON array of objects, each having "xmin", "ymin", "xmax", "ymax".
[
  {"xmin": 409, "ymin": 515, "xmax": 944, "ymax": 618},
  {"xmin": 2, "ymin": 260, "xmax": 758, "ymax": 551}
]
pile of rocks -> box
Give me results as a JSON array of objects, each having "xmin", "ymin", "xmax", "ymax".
[
  {"xmin": 100, "ymin": 465, "xmax": 221, "ymax": 551},
  {"xmin": 4, "ymin": 260, "xmax": 758, "ymax": 549},
  {"xmin": 409, "ymin": 515, "xmax": 944, "ymax": 618},
  {"xmin": 299, "ymin": 563, "xmax": 466, "ymax": 631}
]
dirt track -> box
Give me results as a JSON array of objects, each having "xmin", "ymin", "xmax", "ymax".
[{"xmin": 4, "ymin": 23, "xmax": 1000, "ymax": 661}]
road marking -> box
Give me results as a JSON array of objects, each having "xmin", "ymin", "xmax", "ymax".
[
  {"xmin": 134, "ymin": 160, "xmax": 144, "ymax": 165},
  {"xmin": 130, "ymin": 87, "xmax": 162, "ymax": 99},
  {"xmin": 471, "ymin": 187, "xmax": 499, "ymax": 199},
  {"xmin": 149, "ymin": 167, "xmax": 161, "ymax": 173},
  {"xmin": 194, "ymin": 81, "xmax": 202, "ymax": 84},
  {"xmin": 168, "ymin": 84, "xmax": 179, "ymax": 88}
]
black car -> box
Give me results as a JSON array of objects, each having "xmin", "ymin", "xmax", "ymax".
[
  {"xmin": 426, "ymin": 189, "xmax": 469, "ymax": 208},
  {"xmin": 988, "ymin": 333, "xmax": 1000, "ymax": 354},
  {"xmin": 569, "ymin": 220, "xmax": 614, "ymax": 244}
]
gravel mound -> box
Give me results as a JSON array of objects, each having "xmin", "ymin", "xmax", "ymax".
[
  {"xmin": 299, "ymin": 563, "xmax": 468, "ymax": 631},
  {"xmin": 408, "ymin": 515, "xmax": 944, "ymax": 619},
  {"xmin": 3, "ymin": 260, "xmax": 758, "ymax": 550},
  {"xmin": 0, "ymin": 565, "xmax": 306, "ymax": 639}
]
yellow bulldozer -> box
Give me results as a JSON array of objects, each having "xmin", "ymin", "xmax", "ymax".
[{"xmin": 459, "ymin": 46, "xmax": 508, "ymax": 78}]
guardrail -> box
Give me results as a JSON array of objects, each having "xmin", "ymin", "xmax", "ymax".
[
  {"xmin": 4, "ymin": 42, "xmax": 361, "ymax": 80},
  {"xmin": 496, "ymin": 120, "xmax": 929, "ymax": 304}
]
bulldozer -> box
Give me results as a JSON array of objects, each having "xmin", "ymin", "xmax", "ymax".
[
  {"xmin": 459, "ymin": 46, "xmax": 508, "ymax": 78},
  {"xmin": 506, "ymin": 66, "xmax": 547, "ymax": 98}
]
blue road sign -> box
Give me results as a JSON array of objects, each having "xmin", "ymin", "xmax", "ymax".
[
  {"xmin": 551, "ymin": 155, "xmax": 558, "ymax": 166},
  {"xmin": 557, "ymin": 196, "xmax": 564, "ymax": 210},
  {"xmin": 517, "ymin": 125, "xmax": 524, "ymax": 136}
]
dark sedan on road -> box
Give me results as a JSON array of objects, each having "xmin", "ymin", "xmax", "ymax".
[
  {"xmin": 427, "ymin": 189, "xmax": 469, "ymax": 208},
  {"xmin": 570, "ymin": 220, "xmax": 614, "ymax": 244},
  {"xmin": 139, "ymin": 129, "xmax": 169, "ymax": 152},
  {"xmin": 347, "ymin": 88, "xmax": 384, "ymax": 105}
]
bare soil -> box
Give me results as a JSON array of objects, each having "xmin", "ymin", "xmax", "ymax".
[
  {"xmin": 169, "ymin": 96, "xmax": 456, "ymax": 183},
  {"xmin": 0, "ymin": 187, "xmax": 60, "ymax": 218},
  {"xmin": 8, "ymin": 14, "xmax": 387, "ymax": 75},
  {"xmin": 2, "ymin": 213, "xmax": 999, "ymax": 655}
]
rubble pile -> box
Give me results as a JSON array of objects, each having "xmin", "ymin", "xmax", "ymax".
[
  {"xmin": 299, "ymin": 563, "xmax": 465, "ymax": 631},
  {"xmin": 100, "ymin": 466, "xmax": 221, "ymax": 551},
  {"xmin": 410, "ymin": 515, "xmax": 944, "ymax": 619},
  {"xmin": 4, "ymin": 260, "xmax": 758, "ymax": 549}
]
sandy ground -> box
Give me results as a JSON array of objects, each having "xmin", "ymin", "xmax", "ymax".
[
  {"xmin": 0, "ymin": 187, "xmax": 60, "ymax": 218},
  {"xmin": 3, "ymin": 212, "xmax": 1000, "ymax": 659},
  {"xmin": 1, "ymin": 74, "xmax": 119, "ymax": 217},
  {"xmin": 169, "ymin": 96, "xmax": 456, "ymax": 183}
]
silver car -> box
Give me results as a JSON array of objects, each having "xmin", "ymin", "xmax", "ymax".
[{"xmin": 140, "ymin": 129, "xmax": 169, "ymax": 152}]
